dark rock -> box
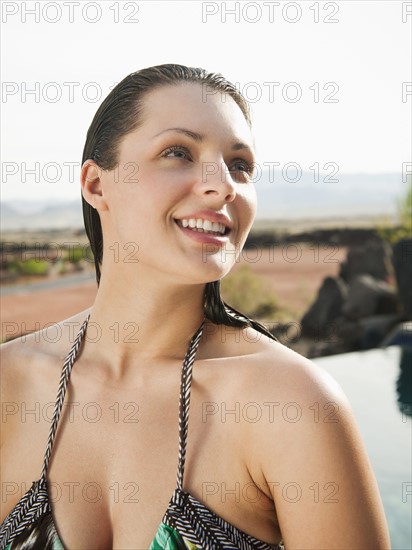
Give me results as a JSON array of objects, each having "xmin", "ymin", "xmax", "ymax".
[
  {"xmin": 342, "ymin": 274, "xmax": 399, "ymax": 320},
  {"xmin": 306, "ymin": 316, "xmax": 360, "ymax": 357},
  {"xmin": 245, "ymin": 227, "xmax": 383, "ymax": 248},
  {"xmin": 334, "ymin": 317, "xmax": 363, "ymax": 350},
  {"xmin": 392, "ymin": 239, "xmax": 412, "ymax": 319},
  {"xmin": 359, "ymin": 314, "xmax": 405, "ymax": 349},
  {"xmin": 339, "ymin": 240, "xmax": 394, "ymax": 283},
  {"xmin": 307, "ymin": 340, "xmax": 343, "ymax": 358},
  {"xmin": 376, "ymin": 291, "xmax": 402, "ymax": 315},
  {"xmin": 380, "ymin": 321, "xmax": 412, "ymax": 347},
  {"xmin": 300, "ymin": 276, "xmax": 347, "ymax": 338}
]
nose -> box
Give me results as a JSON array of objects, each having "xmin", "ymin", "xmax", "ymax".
[{"xmin": 198, "ymin": 160, "xmax": 236, "ymax": 203}]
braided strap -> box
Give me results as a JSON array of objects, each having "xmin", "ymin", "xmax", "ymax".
[
  {"xmin": 176, "ymin": 320, "xmax": 205, "ymax": 490},
  {"xmin": 40, "ymin": 315, "xmax": 90, "ymax": 479}
]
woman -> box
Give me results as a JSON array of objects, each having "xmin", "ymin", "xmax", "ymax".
[{"xmin": 0, "ymin": 64, "xmax": 390, "ymax": 549}]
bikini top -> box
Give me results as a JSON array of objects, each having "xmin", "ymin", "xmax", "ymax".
[{"xmin": 0, "ymin": 315, "xmax": 285, "ymax": 550}]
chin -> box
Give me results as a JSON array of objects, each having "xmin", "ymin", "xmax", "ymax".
[
  {"xmin": 184, "ymin": 261, "xmax": 233, "ymax": 286},
  {"xmin": 204, "ymin": 263, "xmax": 235, "ymax": 283}
]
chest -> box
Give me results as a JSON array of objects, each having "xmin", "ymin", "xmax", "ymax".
[
  {"xmin": 43, "ymin": 386, "xmax": 263, "ymax": 548},
  {"xmin": 48, "ymin": 387, "xmax": 177, "ymax": 544},
  {"xmin": 2, "ymin": 369, "xmax": 282, "ymax": 548}
]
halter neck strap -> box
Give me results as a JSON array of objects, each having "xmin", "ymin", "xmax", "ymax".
[
  {"xmin": 40, "ymin": 314, "xmax": 90, "ymax": 479},
  {"xmin": 176, "ymin": 319, "xmax": 205, "ymax": 491}
]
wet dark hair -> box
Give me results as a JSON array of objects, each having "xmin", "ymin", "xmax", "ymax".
[{"xmin": 81, "ymin": 63, "xmax": 277, "ymax": 341}]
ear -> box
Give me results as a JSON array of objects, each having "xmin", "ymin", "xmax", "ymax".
[{"xmin": 81, "ymin": 160, "xmax": 109, "ymax": 211}]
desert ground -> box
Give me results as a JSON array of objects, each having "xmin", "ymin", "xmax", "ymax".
[{"xmin": 1, "ymin": 244, "xmax": 348, "ymax": 344}]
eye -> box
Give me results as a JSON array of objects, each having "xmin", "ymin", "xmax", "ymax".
[
  {"xmin": 161, "ymin": 145, "xmax": 192, "ymax": 161},
  {"xmin": 229, "ymin": 159, "xmax": 255, "ymax": 179},
  {"xmin": 230, "ymin": 159, "xmax": 251, "ymax": 172}
]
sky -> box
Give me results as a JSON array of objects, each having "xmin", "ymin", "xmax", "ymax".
[{"xmin": 1, "ymin": 0, "xmax": 411, "ymax": 203}]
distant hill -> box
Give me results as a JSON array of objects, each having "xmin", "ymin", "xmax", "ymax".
[
  {"xmin": 254, "ymin": 171, "xmax": 404, "ymax": 219},
  {"xmin": 1, "ymin": 200, "xmax": 84, "ymax": 231},
  {"xmin": 0, "ymin": 171, "xmax": 405, "ymax": 231}
]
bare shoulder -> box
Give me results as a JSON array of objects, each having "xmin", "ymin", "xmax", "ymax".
[
  {"xmin": 216, "ymin": 323, "xmax": 390, "ymax": 549},
  {"xmin": 243, "ymin": 323, "xmax": 349, "ymax": 403},
  {"xmin": 198, "ymin": 320, "xmax": 350, "ymax": 452},
  {"xmin": 228, "ymin": 323, "xmax": 359, "ymax": 462},
  {"xmin": 0, "ymin": 308, "xmax": 91, "ymax": 437},
  {"xmin": 202, "ymin": 321, "xmax": 344, "ymax": 403}
]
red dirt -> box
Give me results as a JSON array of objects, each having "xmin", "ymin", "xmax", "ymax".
[
  {"xmin": 230, "ymin": 244, "xmax": 347, "ymax": 315},
  {"xmin": 1, "ymin": 282, "xmax": 97, "ymax": 342}
]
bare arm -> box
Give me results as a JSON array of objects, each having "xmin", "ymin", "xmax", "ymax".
[{"xmin": 256, "ymin": 353, "xmax": 391, "ymax": 550}]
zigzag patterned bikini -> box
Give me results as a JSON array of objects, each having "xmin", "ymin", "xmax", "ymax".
[{"xmin": 0, "ymin": 316, "xmax": 284, "ymax": 550}]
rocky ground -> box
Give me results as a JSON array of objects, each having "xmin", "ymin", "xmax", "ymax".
[
  {"xmin": 3, "ymin": 222, "xmax": 408, "ymax": 358},
  {"xmin": 1, "ymin": 243, "xmax": 347, "ymax": 357}
]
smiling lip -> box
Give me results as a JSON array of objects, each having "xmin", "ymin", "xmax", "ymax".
[
  {"xmin": 173, "ymin": 209, "xmax": 233, "ymax": 246},
  {"xmin": 174, "ymin": 221, "xmax": 230, "ymax": 246},
  {"xmin": 174, "ymin": 209, "xmax": 233, "ymax": 232}
]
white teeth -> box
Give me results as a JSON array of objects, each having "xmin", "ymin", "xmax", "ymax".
[{"xmin": 177, "ymin": 218, "xmax": 227, "ymax": 235}]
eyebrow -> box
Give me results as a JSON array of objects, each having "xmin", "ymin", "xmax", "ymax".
[{"xmin": 152, "ymin": 127, "xmax": 255, "ymax": 154}]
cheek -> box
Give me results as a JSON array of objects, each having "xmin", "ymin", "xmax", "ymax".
[
  {"xmin": 104, "ymin": 166, "xmax": 190, "ymax": 234},
  {"xmin": 237, "ymin": 187, "xmax": 257, "ymax": 232}
]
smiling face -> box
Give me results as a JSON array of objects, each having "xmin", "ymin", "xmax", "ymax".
[{"xmin": 91, "ymin": 82, "xmax": 257, "ymax": 286}]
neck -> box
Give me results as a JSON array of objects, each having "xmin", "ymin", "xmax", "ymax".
[{"xmin": 80, "ymin": 267, "xmax": 206, "ymax": 379}]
